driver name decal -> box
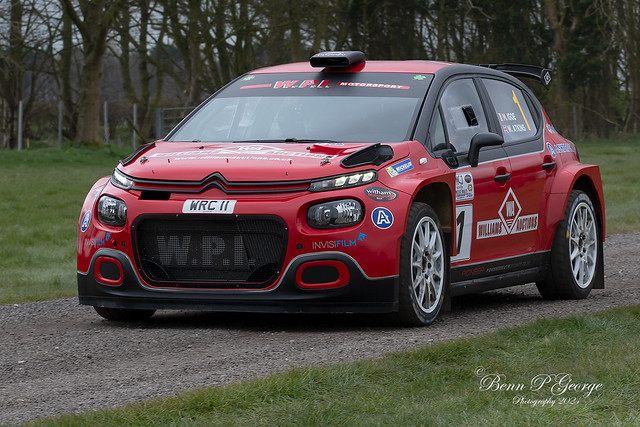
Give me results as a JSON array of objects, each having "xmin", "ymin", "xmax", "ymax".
[{"xmin": 476, "ymin": 188, "xmax": 538, "ymax": 239}]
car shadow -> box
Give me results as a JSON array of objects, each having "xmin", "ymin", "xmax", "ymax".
[{"xmin": 96, "ymin": 284, "xmax": 545, "ymax": 332}]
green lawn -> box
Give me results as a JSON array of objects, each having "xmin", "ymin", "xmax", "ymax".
[
  {"xmin": 0, "ymin": 139, "xmax": 637, "ymax": 305},
  {"xmin": 30, "ymin": 305, "xmax": 640, "ymax": 426},
  {"xmin": 576, "ymin": 138, "xmax": 640, "ymax": 233},
  {"xmin": 0, "ymin": 145, "xmax": 130, "ymax": 304}
]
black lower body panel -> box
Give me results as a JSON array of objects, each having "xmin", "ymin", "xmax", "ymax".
[{"xmin": 78, "ymin": 249, "xmax": 399, "ymax": 314}]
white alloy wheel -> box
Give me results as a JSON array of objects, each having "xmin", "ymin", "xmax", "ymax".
[
  {"xmin": 568, "ymin": 200, "xmax": 598, "ymax": 289},
  {"xmin": 410, "ymin": 215, "xmax": 445, "ymax": 314}
]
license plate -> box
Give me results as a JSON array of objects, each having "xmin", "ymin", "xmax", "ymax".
[{"xmin": 182, "ymin": 200, "xmax": 236, "ymax": 214}]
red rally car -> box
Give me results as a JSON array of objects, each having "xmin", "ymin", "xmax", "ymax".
[{"xmin": 77, "ymin": 51, "xmax": 605, "ymax": 326}]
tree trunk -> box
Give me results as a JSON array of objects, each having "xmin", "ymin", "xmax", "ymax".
[
  {"xmin": 2, "ymin": 0, "xmax": 24, "ymax": 149},
  {"xmin": 543, "ymin": 0, "xmax": 570, "ymax": 135},
  {"xmin": 61, "ymin": 0, "xmax": 121, "ymax": 144},
  {"xmin": 59, "ymin": 5, "xmax": 76, "ymax": 139},
  {"xmin": 186, "ymin": 0, "xmax": 202, "ymax": 106},
  {"xmin": 75, "ymin": 49, "xmax": 104, "ymax": 143}
]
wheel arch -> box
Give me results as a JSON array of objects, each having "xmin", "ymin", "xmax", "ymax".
[
  {"xmin": 546, "ymin": 164, "xmax": 605, "ymax": 239},
  {"xmin": 410, "ymin": 181, "xmax": 454, "ymax": 254},
  {"xmin": 544, "ymin": 165, "xmax": 605, "ymax": 290},
  {"xmin": 572, "ymin": 174, "xmax": 606, "ymax": 238}
]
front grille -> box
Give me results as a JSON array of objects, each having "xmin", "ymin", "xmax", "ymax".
[{"xmin": 134, "ymin": 216, "xmax": 286, "ymax": 288}]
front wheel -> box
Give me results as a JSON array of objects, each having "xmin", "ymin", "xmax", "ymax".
[
  {"xmin": 536, "ymin": 190, "xmax": 601, "ymax": 299},
  {"xmin": 396, "ymin": 203, "xmax": 449, "ymax": 326},
  {"xmin": 94, "ymin": 306, "xmax": 156, "ymax": 321}
]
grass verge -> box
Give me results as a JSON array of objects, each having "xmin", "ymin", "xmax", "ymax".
[
  {"xmin": 575, "ymin": 138, "xmax": 640, "ymax": 233},
  {"xmin": 27, "ymin": 304, "xmax": 640, "ymax": 426},
  {"xmin": 0, "ymin": 145, "xmax": 130, "ymax": 304}
]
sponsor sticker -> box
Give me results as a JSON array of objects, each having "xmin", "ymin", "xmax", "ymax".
[
  {"xmin": 336, "ymin": 82, "xmax": 410, "ymax": 90},
  {"xmin": 80, "ymin": 210, "xmax": 91, "ymax": 232},
  {"xmin": 555, "ymin": 143, "xmax": 575, "ymax": 154},
  {"xmin": 385, "ymin": 158, "xmax": 414, "ymax": 178},
  {"xmin": 372, "ymin": 207, "xmax": 394, "ymax": 229},
  {"xmin": 150, "ymin": 144, "xmax": 337, "ymax": 161},
  {"xmin": 312, "ymin": 233, "xmax": 367, "ymax": 250},
  {"xmin": 85, "ymin": 233, "xmax": 110, "ymax": 248},
  {"xmin": 455, "ymin": 172, "xmax": 475, "ymax": 202},
  {"xmin": 92, "ymin": 186, "xmax": 105, "ymax": 199},
  {"xmin": 476, "ymin": 188, "xmax": 538, "ymax": 239},
  {"xmin": 364, "ymin": 186, "xmax": 399, "ymax": 202},
  {"xmin": 547, "ymin": 142, "xmax": 557, "ymax": 158},
  {"xmin": 182, "ymin": 200, "xmax": 237, "ymax": 214}
]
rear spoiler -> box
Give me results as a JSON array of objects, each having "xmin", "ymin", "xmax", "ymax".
[{"xmin": 478, "ymin": 63, "xmax": 552, "ymax": 90}]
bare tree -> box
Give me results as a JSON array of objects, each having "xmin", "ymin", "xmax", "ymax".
[
  {"xmin": 60, "ymin": 0, "xmax": 125, "ymax": 143},
  {"xmin": 0, "ymin": 0, "xmax": 633, "ymax": 147},
  {"xmin": 0, "ymin": 0, "xmax": 24, "ymax": 148}
]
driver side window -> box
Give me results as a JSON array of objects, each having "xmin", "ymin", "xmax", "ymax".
[{"xmin": 438, "ymin": 79, "xmax": 488, "ymax": 153}]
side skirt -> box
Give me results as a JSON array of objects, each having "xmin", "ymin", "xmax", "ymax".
[{"xmin": 450, "ymin": 252, "xmax": 549, "ymax": 297}]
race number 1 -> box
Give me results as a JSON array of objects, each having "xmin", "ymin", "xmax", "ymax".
[{"xmin": 452, "ymin": 204, "xmax": 473, "ymax": 262}]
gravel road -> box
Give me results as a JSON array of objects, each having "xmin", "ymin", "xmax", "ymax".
[{"xmin": 1, "ymin": 232, "xmax": 639, "ymax": 425}]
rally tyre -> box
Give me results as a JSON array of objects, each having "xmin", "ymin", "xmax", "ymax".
[
  {"xmin": 94, "ymin": 306, "xmax": 156, "ymax": 321},
  {"xmin": 536, "ymin": 190, "xmax": 600, "ymax": 300},
  {"xmin": 396, "ymin": 202, "xmax": 449, "ymax": 326}
]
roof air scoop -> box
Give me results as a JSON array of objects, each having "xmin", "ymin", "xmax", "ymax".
[{"xmin": 310, "ymin": 51, "xmax": 366, "ymax": 68}]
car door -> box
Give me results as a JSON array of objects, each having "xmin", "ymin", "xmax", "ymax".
[
  {"xmin": 480, "ymin": 78, "xmax": 552, "ymax": 258},
  {"xmin": 429, "ymin": 78, "xmax": 514, "ymax": 272}
]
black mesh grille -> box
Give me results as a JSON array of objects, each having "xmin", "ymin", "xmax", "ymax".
[{"xmin": 135, "ymin": 217, "xmax": 285, "ymax": 288}]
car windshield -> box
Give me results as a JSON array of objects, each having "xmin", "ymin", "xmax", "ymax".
[{"xmin": 167, "ymin": 72, "xmax": 433, "ymax": 143}]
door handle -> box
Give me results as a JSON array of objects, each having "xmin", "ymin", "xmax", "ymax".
[
  {"xmin": 494, "ymin": 172, "xmax": 511, "ymax": 182},
  {"xmin": 542, "ymin": 161, "xmax": 556, "ymax": 170}
]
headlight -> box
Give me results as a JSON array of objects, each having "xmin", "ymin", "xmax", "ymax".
[
  {"xmin": 97, "ymin": 196, "xmax": 127, "ymax": 226},
  {"xmin": 307, "ymin": 199, "xmax": 363, "ymax": 229},
  {"xmin": 111, "ymin": 168, "xmax": 134, "ymax": 190},
  {"xmin": 309, "ymin": 171, "xmax": 376, "ymax": 192}
]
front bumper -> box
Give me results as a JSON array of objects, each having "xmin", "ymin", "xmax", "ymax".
[{"xmin": 78, "ymin": 248, "xmax": 399, "ymax": 314}]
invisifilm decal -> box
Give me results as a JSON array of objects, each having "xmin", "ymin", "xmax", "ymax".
[
  {"xmin": 85, "ymin": 233, "xmax": 110, "ymax": 247},
  {"xmin": 312, "ymin": 233, "xmax": 367, "ymax": 250},
  {"xmin": 476, "ymin": 188, "xmax": 538, "ymax": 239},
  {"xmin": 372, "ymin": 207, "xmax": 394, "ymax": 229}
]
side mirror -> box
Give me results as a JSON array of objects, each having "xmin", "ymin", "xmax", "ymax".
[{"xmin": 468, "ymin": 132, "xmax": 504, "ymax": 167}]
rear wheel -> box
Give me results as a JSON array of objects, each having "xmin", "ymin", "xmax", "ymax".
[
  {"xmin": 396, "ymin": 203, "xmax": 449, "ymax": 326},
  {"xmin": 94, "ymin": 306, "xmax": 156, "ymax": 321},
  {"xmin": 537, "ymin": 190, "xmax": 600, "ymax": 299}
]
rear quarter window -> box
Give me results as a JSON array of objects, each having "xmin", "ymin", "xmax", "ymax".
[{"xmin": 482, "ymin": 79, "xmax": 538, "ymax": 143}]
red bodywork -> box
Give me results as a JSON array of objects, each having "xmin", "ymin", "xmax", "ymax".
[{"xmin": 77, "ymin": 58, "xmax": 605, "ymax": 315}]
